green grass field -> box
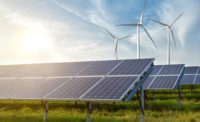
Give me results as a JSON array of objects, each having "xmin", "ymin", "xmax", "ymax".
[{"xmin": 0, "ymin": 85, "xmax": 200, "ymax": 122}]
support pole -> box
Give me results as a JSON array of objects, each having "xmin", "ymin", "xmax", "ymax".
[
  {"xmin": 178, "ymin": 86, "xmax": 181, "ymax": 109},
  {"xmin": 140, "ymin": 86, "xmax": 144, "ymax": 122},
  {"xmin": 75, "ymin": 101, "xmax": 78, "ymax": 107},
  {"xmin": 136, "ymin": 89, "xmax": 144, "ymax": 122},
  {"xmin": 43, "ymin": 101, "xmax": 48, "ymax": 121},
  {"xmin": 86, "ymin": 102, "xmax": 91, "ymax": 122}
]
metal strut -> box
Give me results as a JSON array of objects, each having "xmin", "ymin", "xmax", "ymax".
[
  {"xmin": 43, "ymin": 101, "xmax": 48, "ymax": 121},
  {"xmin": 86, "ymin": 102, "xmax": 91, "ymax": 122},
  {"xmin": 136, "ymin": 91, "xmax": 145, "ymax": 116}
]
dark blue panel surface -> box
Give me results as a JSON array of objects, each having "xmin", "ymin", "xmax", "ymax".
[
  {"xmin": 195, "ymin": 75, "xmax": 200, "ymax": 84},
  {"xmin": 0, "ymin": 64, "xmax": 42, "ymax": 77},
  {"xmin": 23, "ymin": 62, "xmax": 91, "ymax": 77},
  {"xmin": 46, "ymin": 77, "xmax": 101, "ymax": 99},
  {"xmin": 0, "ymin": 79, "xmax": 45, "ymax": 99},
  {"xmin": 159, "ymin": 65, "xmax": 184, "ymax": 75},
  {"xmin": 110, "ymin": 59, "xmax": 153, "ymax": 75},
  {"xmin": 78, "ymin": 60, "xmax": 120, "ymax": 76},
  {"xmin": 82, "ymin": 76, "xmax": 138, "ymax": 100},
  {"xmin": 198, "ymin": 69, "xmax": 200, "ymax": 74},
  {"xmin": 181, "ymin": 75, "xmax": 195, "ymax": 85},
  {"xmin": 150, "ymin": 65, "xmax": 162, "ymax": 75},
  {"xmin": 142, "ymin": 76, "xmax": 154, "ymax": 89},
  {"xmin": 14, "ymin": 78, "xmax": 69, "ymax": 99},
  {"xmin": 149, "ymin": 76, "xmax": 178, "ymax": 89},
  {"xmin": 184, "ymin": 67, "xmax": 198, "ymax": 74}
]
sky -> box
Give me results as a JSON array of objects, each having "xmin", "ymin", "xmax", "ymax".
[{"xmin": 0, "ymin": 0, "xmax": 199, "ymax": 66}]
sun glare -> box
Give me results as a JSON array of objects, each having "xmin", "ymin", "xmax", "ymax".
[{"xmin": 23, "ymin": 27, "xmax": 51, "ymax": 52}]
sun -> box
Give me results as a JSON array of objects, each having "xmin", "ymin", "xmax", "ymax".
[{"xmin": 23, "ymin": 31, "xmax": 51, "ymax": 52}]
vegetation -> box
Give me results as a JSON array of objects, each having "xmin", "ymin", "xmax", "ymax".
[{"xmin": 0, "ymin": 85, "xmax": 200, "ymax": 122}]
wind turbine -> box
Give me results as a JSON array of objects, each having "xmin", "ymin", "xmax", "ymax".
[
  {"xmin": 104, "ymin": 28, "xmax": 132, "ymax": 60},
  {"xmin": 116, "ymin": 0, "xmax": 158, "ymax": 59},
  {"xmin": 150, "ymin": 13, "xmax": 184, "ymax": 64}
]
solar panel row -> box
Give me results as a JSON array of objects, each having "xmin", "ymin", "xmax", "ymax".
[
  {"xmin": 0, "ymin": 59, "xmax": 153, "ymax": 77},
  {"xmin": 143, "ymin": 64, "xmax": 184, "ymax": 90},
  {"xmin": 0, "ymin": 76, "xmax": 139, "ymax": 101},
  {"xmin": 0, "ymin": 59, "xmax": 154, "ymax": 101}
]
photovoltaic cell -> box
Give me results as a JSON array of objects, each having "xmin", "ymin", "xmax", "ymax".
[
  {"xmin": 149, "ymin": 65, "xmax": 162, "ymax": 75},
  {"xmin": 0, "ymin": 64, "xmax": 42, "ymax": 77},
  {"xmin": 78, "ymin": 60, "xmax": 120, "ymax": 76},
  {"xmin": 181, "ymin": 75, "xmax": 195, "ymax": 85},
  {"xmin": 184, "ymin": 67, "xmax": 198, "ymax": 74},
  {"xmin": 159, "ymin": 65, "xmax": 184, "ymax": 75},
  {"xmin": 142, "ymin": 76, "xmax": 154, "ymax": 89},
  {"xmin": 198, "ymin": 69, "xmax": 200, "ymax": 74},
  {"xmin": 0, "ymin": 79, "xmax": 45, "ymax": 99},
  {"xmin": 149, "ymin": 76, "xmax": 178, "ymax": 89},
  {"xmin": 14, "ymin": 78, "xmax": 69, "ymax": 99},
  {"xmin": 195, "ymin": 75, "xmax": 200, "ymax": 84},
  {"xmin": 23, "ymin": 62, "xmax": 91, "ymax": 77},
  {"xmin": 109, "ymin": 59, "xmax": 153, "ymax": 75},
  {"xmin": 46, "ymin": 77, "xmax": 101, "ymax": 99},
  {"xmin": 82, "ymin": 76, "xmax": 138, "ymax": 100},
  {"xmin": 0, "ymin": 65, "xmax": 20, "ymax": 76}
]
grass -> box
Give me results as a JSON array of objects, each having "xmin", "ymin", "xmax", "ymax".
[{"xmin": 0, "ymin": 86, "xmax": 200, "ymax": 122}]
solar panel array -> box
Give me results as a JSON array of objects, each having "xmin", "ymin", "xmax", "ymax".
[
  {"xmin": 143, "ymin": 64, "xmax": 184, "ymax": 90},
  {"xmin": 0, "ymin": 58, "xmax": 154, "ymax": 101},
  {"xmin": 181, "ymin": 66, "xmax": 200, "ymax": 85}
]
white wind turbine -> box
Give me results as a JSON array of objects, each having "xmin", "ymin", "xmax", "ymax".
[
  {"xmin": 150, "ymin": 13, "xmax": 184, "ymax": 64},
  {"xmin": 104, "ymin": 28, "xmax": 132, "ymax": 60},
  {"xmin": 117, "ymin": 0, "xmax": 158, "ymax": 59}
]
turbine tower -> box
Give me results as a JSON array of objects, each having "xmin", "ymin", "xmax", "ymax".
[
  {"xmin": 150, "ymin": 13, "xmax": 184, "ymax": 64},
  {"xmin": 104, "ymin": 28, "xmax": 132, "ymax": 60},
  {"xmin": 117, "ymin": 0, "xmax": 158, "ymax": 59}
]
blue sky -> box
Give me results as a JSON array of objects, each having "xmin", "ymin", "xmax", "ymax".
[{"xmin": 0, "ymin": 0, "xmax": 199, "ymax": 66}]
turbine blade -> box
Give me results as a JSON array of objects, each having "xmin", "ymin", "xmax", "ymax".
[
  {"xmin": 170, "ymin": 12, "xmax": 184, "ymax": 26},
  {"xmin": 141, "ymin": 25, "xmax": 158, "ymax": 49},
  {"xmin": 116, "ymin": 24, "xmax": 138, "ymax": 26},
  {"xmin": 150, "ymin": 19, "xmax": 168, "ymax": 26},
  {"xmin": 103, "ymin": 28, "xmax": 116, "ymax": 39},
  {"xmin": 118, "ymin": 35, "xmax": 133, "ymax": 40},
  {"xmin": 140, "ymin": 0, "xmax": 147, "ymax": 24},
  {"xmin": 170, "ymin": 28, "xmax": 177, "ymax": 48}
]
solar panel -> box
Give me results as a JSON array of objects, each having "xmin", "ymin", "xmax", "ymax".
[
  {"xmin": 0, "ymin": 58, "xmax": 154, "ymax": 101},
  {"xmin": 184, "ymin": 67, "xmax": 198, "ymax": 74},
  {"xmin": 21, "ymin": 62, "xmax": 91, "ymax": 77},
  {"xmin": 14, "ymin": 78, "xmax": 69, "ymax": 99},
  {"xmin": 195, "ymin": 75, "xmax": 200, "ymax": 84},
  {"xmin": 144, "ymin": 64, "xmax": 184, "ymax": 90},
  {"xmin": 0, "ymin": 64, "xmax": 42, "ymax": 77},
  {"xmin": 181, "ymin": 66, "xmax": 200, "ymax": 85},
  {"xmin": 149, "ymin": 76, "xmax": 178, "ymax": 89},
  {"xmin": 81, "ymin": 76, "xmax": 138, "ymax": 101},
  {"xmin": 181, "ymin": 75, "xmax": 195, "ymax": 85},
  {"xmin": 78, "ymin": 60, "xmax": 121, "ymax": 76},
  {"xmin": 149, "ymin": 65, "xmax": 162, "ymax": 75},
  {"xmin": 159, "ymin": 65, "xmax": 184, "ymax": 75},
  {"xmin": 109, "ymin": 59, "xmax": 153, "ymax": 75},
  {"xmin": 45, "ymin": 77, "xmax": 101, "ymax": 100}
]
